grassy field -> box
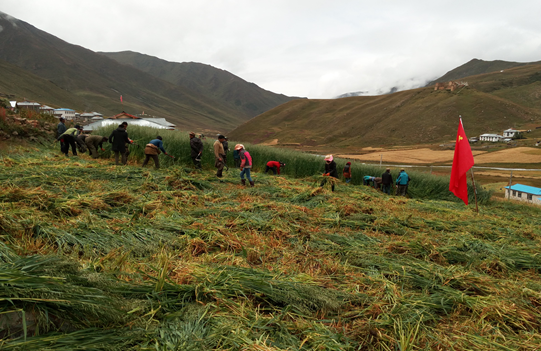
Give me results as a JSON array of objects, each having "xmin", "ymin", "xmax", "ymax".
[{"xmin": 2, "ymin": 135, "xmax": 541, "ymax": 349}]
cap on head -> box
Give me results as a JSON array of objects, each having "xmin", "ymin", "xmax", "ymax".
[
  {"xmin": 74, "ymin": 124, "xmax": 81, "ymax": 129},
  {"xmin": 59, "ymin": 117, "xmax": 65, "ymax": 121},
  {"xmin": 400, "ymin": 168, "xmax": 405, "ymax": 172},
  {"xmin": 218, "ymin": 134, "xmax": 226, "ymax": 139},
  {"xmin": 156, "ymin": 136, "xmax": 162, "ymax": 140},
  {"xmin": 324, "ymin": 154, "xmax": 333, "ymax": 162},
  {"xmin": 346, "ymin": 162, "xmax": 351, "ymax": 165},
  {"xmin": 234, "ymin": 144, "xmax": 244, "ymax": 150},
  {"xmin": 189, "ymin": 132, "xmax": 195, "ymax": 136},
  {"xmin": 386, "ymin": 168, "xmax": 391, "ymax": 171}
]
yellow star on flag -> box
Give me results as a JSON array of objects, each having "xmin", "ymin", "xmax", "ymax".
[{"xmin": 458, "ymin": 136, "xmax": 463, "ymax": 142}]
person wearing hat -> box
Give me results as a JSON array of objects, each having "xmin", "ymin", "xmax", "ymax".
[
  {"xmin": 381, "ymin": 168, "xmax": 393, "ymax": 195},
  {"xmin": 189, "ymin": 132, "xmax": 203, "ymax": 169},
  {"xmin": 85, "ymin": 135, "xmax": 108, "ymax": 159},
  {"xmin": 142, "ymin": 136, "xmax": 171, "ymax": 169},
  {"xmin": 343, "ymin": 162, "xmax": 352, "ymax": 183},
  {"xmin": 56, "ymin": 117, "xmax": 67, "ymax": 152},
  {"xmin": 213, "ymin": 135, "xmax": 226, "ymax": 177},
  {"xmin": 235, "ymin": 144, "xmax": 254, "ymax": 186},
  {"xmin": 265, "ymin": 161, "xmax": 285, "ymax": 175},
  {"xmin": 395, "ymin": 168, "xmax": 410, "ymax": 196},
  {"xmin": 56, "ymin": 124, "xmax": 82, "ymax": 156},
  {"xmin": 322, "ymin": 155, "xmax": 338, "ymax": 191},
  {"xmin": 109, "ymin": 123, "xmax": 132, "ymax": 165}
]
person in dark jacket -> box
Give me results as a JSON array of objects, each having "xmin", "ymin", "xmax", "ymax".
[
  {"xmin": 189, "ymin": 132, "xmax": 203, "ymax": 169},
  {"xmin": 322, "ymin": 154, "xmax": 338, "ymax": 192},
  {"xmin": 396, "ymin": 169, "xmax": 410, "ymax": 196},
  {"xmin": 56, "ymin": 117, "xmax": 67, "ymax": 152},
  {"xmin": 142, "ymin": 136, "xmax": 171, "ymax": 169},
  {"xmin": 265, "ymin": 161, "xmax": 285, "ymax": 175},
  {"xmin": 381, "ymin": 168, "xmax": 393, "ymax": 194},
  {"xmin": 233, "ymin": 149, "xmax": 241, "ymax": 168},
  {"xmin": 343, "ymin": 162, "xmax": 352, "ymax": 183},
  {"xmin": 109, "ymin": 123, "xmax": 132, "ymax": 165}
]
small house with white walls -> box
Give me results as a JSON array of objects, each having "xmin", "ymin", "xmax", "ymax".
[
  {"xmin": 503, "ymin": 129, "xmax": 524, "ymax": 138},
  {"xmin": 479, "ymin": 134, "xmax": 503, "ymax": 142},
  {"xmin": 54, "ymin": 108, "xmax": 76, "ymax": 120},
  {"xmin": 505, "ymin": 184, "xmax": 541, "ymax": 205}
]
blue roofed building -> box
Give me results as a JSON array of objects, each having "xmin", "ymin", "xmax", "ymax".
[{"xmin": 504, "ymin": 184, "xmax": 541, "ymax": 204}]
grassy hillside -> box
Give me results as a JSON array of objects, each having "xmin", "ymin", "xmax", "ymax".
[
  {"xmin": 1, "ymin": 139, "xmax": 541, "ymax": 350},
  {"xmin": 100, "ymin": 51, "xmax": 301, "ymax": 119},
  {"xmin": 0, "ymin": 13, "xmax": 292, "ymax": 132},
  {"xmin": 427, "ymin": 58, "xmax": 540, "ymax": 86},
  {"xmin": 229, "ymin": 62, "xmax": 541, "ymax": 148}
]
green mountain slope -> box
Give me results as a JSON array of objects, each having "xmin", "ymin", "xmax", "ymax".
[
  {"xmin": 100, "ymin": 51, "xmax": 301, "ymax": 119},
  {"xmin": 0, "ymin": 59, "xmax": 88, "ymax": 108},
  {"xmin": 229, "ymin": 63, "xmax": 541, "ymax": 148},
  {"xmin": 0, "ymin": 12, "xmax": 293, "ymax": 132}
]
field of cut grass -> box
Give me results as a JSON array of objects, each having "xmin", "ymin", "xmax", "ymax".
[{"xmin": 1, "ymin": 139, "xmax": 541, "ymax": 350}]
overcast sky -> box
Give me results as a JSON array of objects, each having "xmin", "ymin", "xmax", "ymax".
[{"xmin": 3, "ymin": 0, "xmax": 541, "ymax": 98}]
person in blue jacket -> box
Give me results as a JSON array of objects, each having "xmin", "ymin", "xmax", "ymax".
[
  {"xmin": 395, "ymin": 169, "xmax": 410, "ymax": 196},
  {"xmin": 142, "ymin": 136, "xmax": 172, "ymax": 169}
]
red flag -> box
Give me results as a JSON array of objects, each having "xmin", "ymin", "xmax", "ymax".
[
  {"xmin": 120, "ymin": 95, "xmax": 123, "ymax": 104},
  {"xmin": 449, "ymin": 119, "xmax": 475, "ymax": 204}
]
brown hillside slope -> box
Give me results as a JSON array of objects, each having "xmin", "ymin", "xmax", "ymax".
[{"xmin": 228, "ymin": 83, "xmax": 541, "ymax": 148}]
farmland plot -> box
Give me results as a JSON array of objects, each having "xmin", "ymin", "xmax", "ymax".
[{"xmin": 1, "ymin": 145, "xmax": 541, "ymax": 350}]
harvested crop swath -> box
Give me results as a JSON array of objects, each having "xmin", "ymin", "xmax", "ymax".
[{"xmin": 1, "ymin": 143, "xmax": 540, "ymax": 349}]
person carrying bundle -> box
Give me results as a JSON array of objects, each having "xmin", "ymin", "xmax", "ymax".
[
  {"xmin": 142, "ymin": 136, "xmax": 172, "ymax": 169},
  {"xmin": 85, "ymin": 135, "xmax": 108, "ymax": 159},
  {"xmin": 265, "ymin": 161, "xmax": 285, "ymax": 175},
  {"xmin": 322, "ymin": 154, "xmax": 338, "ymax": 192}
]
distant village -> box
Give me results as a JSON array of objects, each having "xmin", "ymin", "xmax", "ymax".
[{"xmin": 9, "ymin": 100, "xmax": 176, "ymax": 133}]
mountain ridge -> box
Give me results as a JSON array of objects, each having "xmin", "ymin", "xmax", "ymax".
[{"xmin": 0, "ymin": 12, "xmax": 296, "ymax": 132}]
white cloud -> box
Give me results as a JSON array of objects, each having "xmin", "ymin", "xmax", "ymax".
[{"xmin": 3, "ymin": 0, "xmax": 541, "ymax": 98}]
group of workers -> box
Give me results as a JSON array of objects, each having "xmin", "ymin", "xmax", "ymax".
[
  {"xmin": 56, "ymin": 118, "xmax": 410, "ymax": 194},
  {"xmin": 56, "ymin": 118, "xmax": 173, "ymax": 168},
  {"xmin": 323, "ymin": 154, "xmax": 410, "ymax": 195}
]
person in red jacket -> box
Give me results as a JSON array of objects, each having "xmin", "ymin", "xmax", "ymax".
[{"xmin": 265, "ymin": 161, "xmax": 285, "ymax": 175}]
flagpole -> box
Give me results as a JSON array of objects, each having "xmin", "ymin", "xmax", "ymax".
[{"xmin": 470, "ymin": 168, "xmax": 479, "ymax": 214}]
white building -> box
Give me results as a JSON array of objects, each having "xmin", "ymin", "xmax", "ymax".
[
  {"xmin": 40, "ymin": 105, "xmax": 55, "ymax": 114},
  {"xmin": 479, "ymin": 134, "xmax": 503, "ymax": 142},
  {"xmin": 54, "ymin": 108, "xmax": 76, "ymax": 120},
  {"xmin": 82, "ymin": 111, "xmax": 175, "ymax": 133},
  {"xmin": 503, "ymin": 129, "xmax": 524, "ymax": 138},
  {"xmin": 505, "ymin": 184, "xmax": 541, "ymax": 205}
]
